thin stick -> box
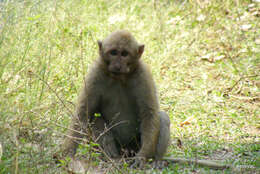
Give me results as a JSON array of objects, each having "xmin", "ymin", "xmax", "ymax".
[
  {"xmin": 32, "ymin": 72, "xmax": 74, "ymax": 116},
  {"xmin": 163, "ymin": 157, "xmax": 230, "ymax": 170},
  {"xmin": 28, "ymin": 109, "xmax": 88, "ymax": 136},
  {"xmin": 12, "ymin": 131, "xmax": 19, "ymax": 174},
  {"xmin": 95, "ymin": 120, "xmax": 128, "ymax": 142},
  {"xmin": 227, "ymin": 75, "xmax": 259, "ymax": 92}
]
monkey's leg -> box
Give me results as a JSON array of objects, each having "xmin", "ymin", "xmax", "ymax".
[
  {"xmin": 156, "ymin": 111, "xmax": 170, "ymax": 159},
  {"xmin": 92, "ymin": 117, "xmax": 120, "ymax": 158},
  {"xmin": 131, "ymin": 111, "xmax": 170, "ymax": 168},
  {"xmin": 153, "ymin": 111, "xmax": 170, "ymax": 168}
]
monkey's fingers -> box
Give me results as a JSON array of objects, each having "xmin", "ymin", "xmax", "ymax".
[{"xmin": 151, "ymin": 160, "xmax": 168, "ymax": 169}]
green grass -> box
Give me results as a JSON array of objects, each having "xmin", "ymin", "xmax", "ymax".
[{"xmin": 0, "ymin": 0, "xmax": 259, "ymax": 173}]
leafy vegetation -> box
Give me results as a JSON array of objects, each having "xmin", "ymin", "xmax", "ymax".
[{"xmin": 0, "ymin": 0, "xmax": 259, "ymax": 173}]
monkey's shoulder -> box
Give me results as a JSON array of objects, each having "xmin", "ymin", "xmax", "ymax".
[
  {"xmin": 84, "ymin": 63, "xmax": 107, "ymax": 84},
  {"xmin": 130, "ymin": 62, "xmax": 157, "ymax": 91},
  {"xmin": 84, "ymin": 61, "xmax": 156, "ymax": 96}
]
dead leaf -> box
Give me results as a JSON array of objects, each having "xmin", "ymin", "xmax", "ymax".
[
  {"xmin": 252, "ymin": 10, "xmax": 260, "ymax": 17},
  {"xmin": 196, "ymin": 14, "xmax": 206, "ymax": 22},
  {"xmin": 108, "ymin": 14, "xmax": 126, "ymax": 24},
  {"xmin": 166, "ymin": 16, "xmax": 182, "ymax": 24},
  {"xmin": 0, "ymin": 142, "xmax": 2, "ymax": 161},
  {"xmin": 255, "ymin": 38, "xmax": 260, "ymax": 45},
  {"xmin": 177, "ymin": 139, "xmax": 182, "ymax": 148},
  {"xmin": 200, "ymin": 54, "xmax": 225, "ymax": 63},
  {"xmin": 180, "ymin": 117, "xmax": 194, "ymax": 127},
  {"xmin": 200, "ymin": 54, "xmax": 213, "ymax": 62},
  {"xmin": 240, "ymin": 24, "xmax": 252, "ymax": 31},
  {"xmin": 248, "ymin": 4, "xmax": 255, "ymax": 8},
  {"xmin": 214, "ymin": 55, "xmax": 225, "ymax": 61},
  {"xmin": 68, "ymin": 160, "xmax": 85, "ymax": 174}
]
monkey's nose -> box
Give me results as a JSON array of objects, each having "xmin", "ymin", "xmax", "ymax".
[{"xmin": 114, "ymin": 64, "xmax": 121, "ymax": 72}]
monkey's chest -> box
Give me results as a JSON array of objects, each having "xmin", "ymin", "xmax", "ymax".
[{"xmin": 101, "ymin": 88, "xmax": 140, "ymax": 145}]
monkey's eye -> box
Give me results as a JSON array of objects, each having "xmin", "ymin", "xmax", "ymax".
[
  {"xmin": 121, "ymin": 50, "xmax": 128, "ymax": 57},
  {"xmin": 110, "ymin": 50, "xmax": 118, "ymax": 56}
]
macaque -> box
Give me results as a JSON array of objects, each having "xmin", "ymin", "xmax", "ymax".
[
  {"xmin": 63, "ymin": 30, "xmax": 170, "ymax": 167},
  {"xmin": 61, "ymin": 30, "xmax": 231, "ymax": 170}
]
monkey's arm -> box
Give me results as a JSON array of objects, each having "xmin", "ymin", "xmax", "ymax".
[
  {"xmin": 134, "ymin": 107, "xmax": 160, "ymax": 168},
  {"xmin": 137, "ymin": 111, "xmax": 160, "ymax": 158},
  {"xmin": 72, "ymin": 83, "xmax": 100, "ymax": 131},
  {"xmin": 63, "ymin": 77, "xmax": 101, "ymax": 156},
  {"xmin": 133, "ymin": 66, "xmax": 160, "ymax": 159}
]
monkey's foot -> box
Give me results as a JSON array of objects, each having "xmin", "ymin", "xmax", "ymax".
[
  {"xmin": 130, "ymin": 157, "xmax": 146, "ymax": 169},
  {"xmin": 151, "ymin": 160, "xmax": 168, "ymax": 169}
]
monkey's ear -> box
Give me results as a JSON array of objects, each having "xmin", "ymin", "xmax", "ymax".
[
  {"xmin": 138, "ymin": 44, "xmax": 145, "ymax": 58},
  {"xmin": 97, "ymin": 40, "xmax": 103, "ymax": 52}
]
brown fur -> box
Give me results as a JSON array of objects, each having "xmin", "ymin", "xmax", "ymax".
[{"xmin": 63, "ymin": 30, "xmax": 170, "ymax": 166}]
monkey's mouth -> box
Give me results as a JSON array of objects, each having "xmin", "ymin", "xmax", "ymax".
[{"xmin": 111, "ymin": 71, "xmax": 122, "ymax": 76}]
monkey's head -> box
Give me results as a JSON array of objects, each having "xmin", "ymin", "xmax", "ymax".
[{"xmin": 98, "ymin": 30, "xmax": 144, "ymax": 76}]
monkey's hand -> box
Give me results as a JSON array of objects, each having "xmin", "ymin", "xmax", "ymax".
[
  {"xmin": 61, "ymin": 140, "xmax": 78, "ymax": 158},
  {"xmin": 130, "ymin": 156, "xmax": 146, "ymax": 169},
  {"xmin": 53, "ymin": 147, "xmax": 74, "ymax": 164}
]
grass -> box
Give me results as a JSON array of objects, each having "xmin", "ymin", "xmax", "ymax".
[{"xmin": 0, "ymin": 0, "xmax": 259, "ymax": 173}]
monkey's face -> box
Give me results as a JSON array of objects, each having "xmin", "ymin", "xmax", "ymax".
[
  {"xmin": 102, "ymin": 48, "xmax": 135, "ymax": 75},
  {"xmin": 98, "ymin": 31, "xmax": 144, "ymax": 76}
]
